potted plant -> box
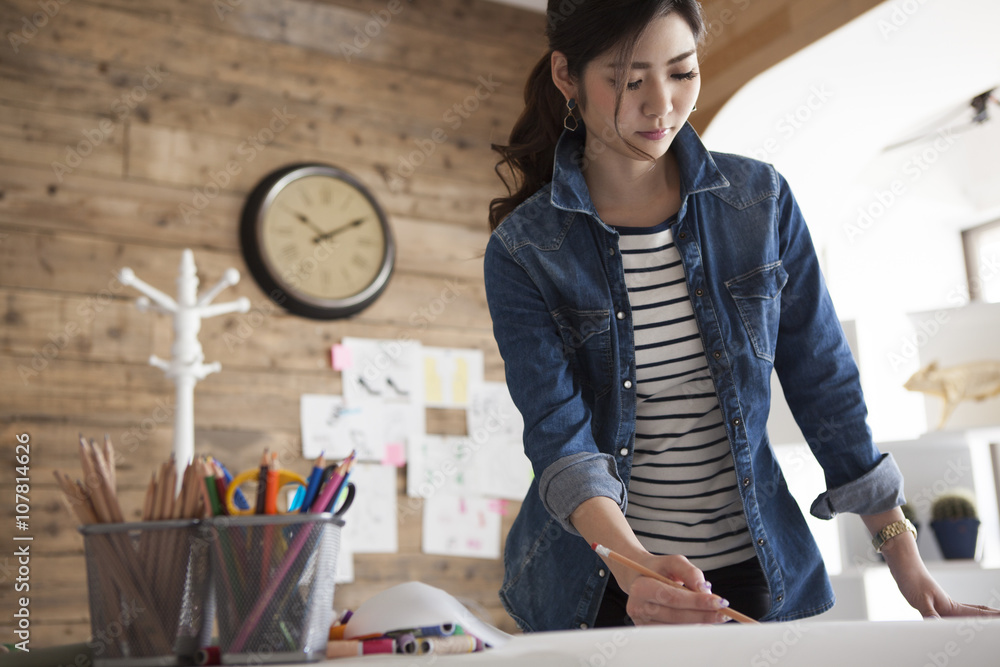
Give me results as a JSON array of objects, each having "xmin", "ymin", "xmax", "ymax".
[{"xmin": 930, "ymin": 488, "xmax": 980, "ymax": 560}]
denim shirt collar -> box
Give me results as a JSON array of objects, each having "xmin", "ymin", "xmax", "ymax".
[{"xmin": 549, "ymin": 121, "xmax": 731, "ymax": 224}]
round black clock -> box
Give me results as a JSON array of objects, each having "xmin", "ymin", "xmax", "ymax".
[{"xmin": 239, "ymin": 163, "xmax": 396, "ymax": 320}]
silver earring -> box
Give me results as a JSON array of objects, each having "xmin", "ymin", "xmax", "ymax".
[{"xmin": 563, "ymin": 98, "xmax": 579, "ymax": 131}]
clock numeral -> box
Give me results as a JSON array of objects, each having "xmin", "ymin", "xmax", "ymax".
[
  {"xmin": 280, "ymin": 244, "xmax": 300, "ymax": 262},
  {"xmin": 340, "ymin": 267, "xmax": 352, "ymax": 285},
  {"xmin": 300, "ymin": 190, "xmax": 313, "ymax": 207},
  {"xmin": 321, "ymin": 186, "xmax": 332, "ymax": 205},
  {"xmin": 357, "ymin": 237, "xmax": 376, "ymax": 246},
  {"xmin": 352, "ymin": 254, "xmax": 369, "ymax": 270}
]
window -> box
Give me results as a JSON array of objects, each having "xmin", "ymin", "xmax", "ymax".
[{"xmin": 962, "ymin": 218, "xmax": 1000, "ymax": 303}]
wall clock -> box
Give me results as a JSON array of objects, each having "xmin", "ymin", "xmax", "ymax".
[{"xmin": 240, "ymin": 163, "xmax": 396, "ymax": 320}]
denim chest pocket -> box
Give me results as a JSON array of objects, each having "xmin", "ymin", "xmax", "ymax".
[
  {"xmin": 551, "ymin": 306, "xmax": 612, "ymax": 398},
  {"xmin": 725, "ymin": 261, "xmax": 788, "ymax": 362}
]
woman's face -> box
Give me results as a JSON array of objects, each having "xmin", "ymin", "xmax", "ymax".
[{"xmin": 576, "ymin": 12, "xmax": 701, "ymax": 164}]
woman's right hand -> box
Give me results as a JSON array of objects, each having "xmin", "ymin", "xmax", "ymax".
[{"xmin": 618, "ymin": 553, "xmax": 731, "ymax": 625}]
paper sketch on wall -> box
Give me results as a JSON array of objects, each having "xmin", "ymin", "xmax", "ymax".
[
  {"xmin": 300, "ymin": 394, "xmax": 382, "ymax": 460},
  {"xmin": 904, "ymin": 360, "xmax": 1000, "ymax": 428},
  {"xmin": 340, "ymin": 337, "xmax": 423, "ymax": 406},
  {"xmin": 422, "ymin": 347, "xmax": 484, "ymax": 408}
]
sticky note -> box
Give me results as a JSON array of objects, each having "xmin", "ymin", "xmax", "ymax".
[
  {"xmin": 382, "ymin": 442, "xmax": 406, "ymax": 467},
  {"xmin": 331, "ymin": 344, "xmax": 352, "ymax": 370}
]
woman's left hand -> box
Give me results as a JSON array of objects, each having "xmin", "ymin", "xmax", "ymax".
[
  {"xmin": 880, "ymin": 531, "xmax": 1000, "ymax": 618},
  {"xmin": 888, "ymin": 556, "xmax": 1000, "ymax": 618}
]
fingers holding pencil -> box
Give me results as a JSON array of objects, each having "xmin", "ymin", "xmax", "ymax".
[{"xmin": 591, "ymin": 543, "xmax": 758, "ymax": 625}]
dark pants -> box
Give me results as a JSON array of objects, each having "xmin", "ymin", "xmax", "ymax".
[{"xmin": 594, "ymin": 557, "xmax": 771, "ymax": 626}]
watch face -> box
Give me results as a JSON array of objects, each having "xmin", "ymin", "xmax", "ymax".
[{"xmin": 241, "ymin": 164, "xmax": 395, "ymax": 319}]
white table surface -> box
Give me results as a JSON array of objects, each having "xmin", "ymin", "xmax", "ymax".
[{"xmin": 315, "ymin": 618, "xmax": 1000, "ymax": 666}]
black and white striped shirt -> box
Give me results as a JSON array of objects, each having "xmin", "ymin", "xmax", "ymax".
[{"xmin": 616, "ymin": 218, "xmax": 755, "ymax": 571}]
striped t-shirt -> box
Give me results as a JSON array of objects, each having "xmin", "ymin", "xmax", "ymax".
[{"xmin": 616, "ymin": 218, "xmax": 755, "ymax": 571}]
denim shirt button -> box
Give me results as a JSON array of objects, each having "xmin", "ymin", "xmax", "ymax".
[
  {"xmin": 598, "ymin": 569, "xmax": 606, "ymax": 577},
  {"xmin": 608, "ymin": 247, "xmax": 615, "ymax": 256},
  {"xmin": 713, "ymin": 350, "xmax": 722, "ymax": 359},
  {"xmin": 733, "ymin": 417, "xmax": 742, "ymax": 426},
  {"xmin": 623, "ymin": 379, "xmax": 632, "ymax": 389},
  {"xmin": 743, "ymin": 477, "xmax": 751, "ymax": 487},
  {"xmin": 757, "ymin": 538, "xmax": 765, "ymax": 546},
  {"xmin": 619, "ymin": 447, "xmax": 628, "ymax": 456},
  {"xmin": 678, "ymin": 231, "xmax": 687, "ymax": 239},
  {"xmin": 616, "ymin": 311, "xmax": 625, "ymax": 320},
  {"xmin": 695, "ymin": 288, "xmax": 704, "ymax": 297},
  {"xmin": 580, "ymin": 623, "xmax": 589, "ymax": 629}
]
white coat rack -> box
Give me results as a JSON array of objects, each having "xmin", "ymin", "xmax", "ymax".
[{"xmin": 119, "ymin": 249, "xmax": 250, "ymax": 484}]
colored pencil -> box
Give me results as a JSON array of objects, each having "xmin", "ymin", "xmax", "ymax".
[
  {"xmin": 255, "ymin": 449, "xmax": 269, "ymax": 515},
  {"xmin": 299, "ymin": 452, "xmax": 326, "ymax": 513}
]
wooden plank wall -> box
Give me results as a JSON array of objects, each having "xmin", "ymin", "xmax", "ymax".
[{"xmin": 0, "ymin": 0, "xmax": 880, "ymax": 646}]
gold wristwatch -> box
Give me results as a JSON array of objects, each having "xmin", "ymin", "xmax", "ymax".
[{"xmin": 872, "ymin": 518, "xmax": 917, "ymax": 553}]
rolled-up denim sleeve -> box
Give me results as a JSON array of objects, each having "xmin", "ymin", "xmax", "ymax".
[
  {"xmin": 772, "ymin": 171, "xmax": 903, "ymax": 515},
  {"xmin": 810, "ymin": 452, "xmax": 905, "ymax": 519},
  {"xmin": 538, "ymin": 452, "xmax": 627, "ymax": 534},
  {"xmin": 484, "ymin": 231, "xmax": 623, "ymax": 532}
]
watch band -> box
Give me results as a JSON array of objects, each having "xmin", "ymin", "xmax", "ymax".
[{"xmin": 872, "ymin": 518, "xmax": 917, "ymax": 553}]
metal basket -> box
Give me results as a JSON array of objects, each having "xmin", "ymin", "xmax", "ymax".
[
  {"xmin": 79, "ymin": 519, "xmax": 214, "ymax": 666},
  {"xmin": 204, "ymin": 513, "xmax": 343, "ymax": 664}
]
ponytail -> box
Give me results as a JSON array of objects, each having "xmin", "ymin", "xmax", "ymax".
[{"xmin": 488, "ymin": 52, "xmax": 566, "ymax": 231}]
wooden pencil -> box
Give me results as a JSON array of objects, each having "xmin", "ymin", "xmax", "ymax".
[
  {"xmin": 591, "ymin": 543, "xmax": 759, "ymax": 625},
  {"xmin": 103, "ymin": 434, "xmax": 116, "ymax": 496}
]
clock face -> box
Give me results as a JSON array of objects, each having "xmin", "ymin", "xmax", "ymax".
[{"xmin": 241, "ymin": 164, "xmax": 395, "ymax": 319}]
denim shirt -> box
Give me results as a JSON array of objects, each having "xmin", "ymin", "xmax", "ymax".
[{"xmin": 483, "ymin": 122, "xmax": 905, "ymax": 631}]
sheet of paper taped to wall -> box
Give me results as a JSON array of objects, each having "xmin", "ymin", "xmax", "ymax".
[{"xmin": 343, "ymin": 581, "xmax": 511, "ymax": 648}]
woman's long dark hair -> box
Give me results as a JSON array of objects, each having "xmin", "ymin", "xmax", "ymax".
[{"xmin": 489, "ymin": 0, "xmax": 705, "ymax": 230}]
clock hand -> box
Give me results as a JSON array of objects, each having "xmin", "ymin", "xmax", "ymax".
[
  {"xmin": 313, "ymin": 217, "xmax": 367, "ymax": 244},
  {"xmin": 290, "ymin": 209, "xmax": 330, "ymax": 239}
]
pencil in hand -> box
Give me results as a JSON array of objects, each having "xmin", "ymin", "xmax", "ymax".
[{"xmin": 591, "ymin": 543, "xmax": 759, "ymax": 625}]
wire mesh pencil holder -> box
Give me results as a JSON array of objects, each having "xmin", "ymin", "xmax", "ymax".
[
  {"xmin": 79, "ymin": 519, "xmax": 214, "ymax": 666},
  {"xmin": 205, "ymin": 513, "xmax": 344, "ymax": 664}
]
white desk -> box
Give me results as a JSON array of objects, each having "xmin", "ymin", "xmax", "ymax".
[{"xmin": 320, "ymin": 619, "xmax": 1000, "ymax": 666}]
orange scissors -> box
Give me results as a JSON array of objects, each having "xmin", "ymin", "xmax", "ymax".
[{"xmin": 225, "ymin": 466, "xmax": 307, "ymax": 516}]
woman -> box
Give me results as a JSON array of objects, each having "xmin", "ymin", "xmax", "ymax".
[{"xmin": 483, "ymin": 0, "xmax": 997, "ymax": 631}]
